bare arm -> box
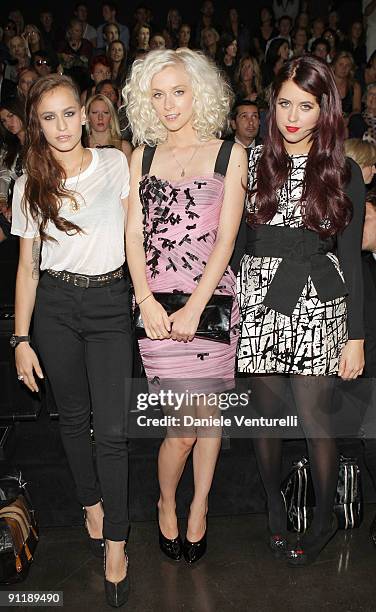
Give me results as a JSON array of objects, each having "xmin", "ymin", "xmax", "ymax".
[
  {"xmin": 169, "ymin": 143, "xmax": 248, "ymax": 341},
  {"xmin": 126, "ymin": 147, "xmax": 171, "ymax": 339},
  {"xmin": 121, "ymin": 140, "xmax": 133, "ymax": 169},
  {"xmin": 14, "ymin": 237, "xmax": 44, "ymax": 391}
]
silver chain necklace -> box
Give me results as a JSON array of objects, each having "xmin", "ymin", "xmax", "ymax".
[{"xmin": 171, "ymin": 145, "xmax": 200, "ymax": 178}]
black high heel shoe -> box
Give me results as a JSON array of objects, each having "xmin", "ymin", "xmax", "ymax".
[
  {"xmin": 183, "ymin": 530, "xmax": 207, "ymax": 564},
  {"xmin": 183, "ymin": 515, "xmax": 207, "ymax": 565},
  {"xmin": 287, "ymin": 518, "xmax": 338, "ymax": 567},
  {"xmin": 83, "ymin": 508, "xmax": 105, "ymax": 558},
  {"xmin": 156, "ymin": 505, "xmax": 183, "ymax": 561},
  {"xmin": 104, "ymin": 543, "xmax": 129, "ymax": 608}
]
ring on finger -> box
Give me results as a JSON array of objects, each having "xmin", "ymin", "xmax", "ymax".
[{"xmin": 17, "ymin": 374, "xmax": 24, "ymax": 381}]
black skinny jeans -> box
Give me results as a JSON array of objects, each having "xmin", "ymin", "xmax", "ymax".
[{"xmin": 33, "ymin": 272, "xmax": 133, "ymax": 541}]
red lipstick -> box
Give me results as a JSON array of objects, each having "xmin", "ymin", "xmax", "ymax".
[{"xmin": 286, "ymin": 126, "xmax": 300, "ymax": 133}]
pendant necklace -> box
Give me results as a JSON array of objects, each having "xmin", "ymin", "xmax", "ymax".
[
  {"xmin": 69, "ymin": 149, "xmax": 85, "ymax": 213},
  {"xmin": 171, "ymin": 145, "xmax": 200, "ymax": 178}
]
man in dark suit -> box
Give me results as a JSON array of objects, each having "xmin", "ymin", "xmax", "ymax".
[
  {"xmin": 0, "ymin": 58, "xmax": 17, "ymax": 103},
  {"xmin": 362, "ymin": 189, "xmax": 376, "ymax": 545},
  {"xmin": 230, "ymin": 99, "xmax": 262, "ymax": 159}
]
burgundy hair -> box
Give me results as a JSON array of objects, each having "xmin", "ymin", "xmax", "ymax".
[{"xmin": 250, "ymin": 55, "xmax": 352, "ymax": 237}]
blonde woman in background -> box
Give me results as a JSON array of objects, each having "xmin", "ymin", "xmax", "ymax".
[
  {"xmin": 85, "ymin": 94, "xmax": 132, "ymax": 165},
  {"xmin": 234, "ymin": 55, "xmax": 263, "ymax": 103},
  {"xmin": 344, "ymin": 138, "xmax": 376, "ymax": 185}
]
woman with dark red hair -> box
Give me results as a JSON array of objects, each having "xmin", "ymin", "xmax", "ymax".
[
  {"xmin": 237, "ymin": 55, "xmax": 365, "ymax": 565},
  {"xmin": 80, "ymin": 54, "xmax": 111, "ymax": 105}
]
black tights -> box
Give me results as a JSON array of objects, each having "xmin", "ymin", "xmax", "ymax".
[{"xmin": 251, "ymin": 375, "xmax": 338, "ymax": 536}]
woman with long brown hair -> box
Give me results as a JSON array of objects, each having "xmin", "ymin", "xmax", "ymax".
[
  {"xmin": 234, "ymin": 55, "xmax": 263, "ymax": 103},
  {"xmin": 237, "ymin": 55, "xmax": 365, "ymax": 565},
  {"xmin": 11, "ymin": 74, "xmax": 132, "ymax": 607}
]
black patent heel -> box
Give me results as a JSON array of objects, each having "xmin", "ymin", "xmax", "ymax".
[
  {"xmin": 156, "ymin": 504, "xmax": 183, "ymax": 561},
  {"xmin": 104, "ymin": 543, "xmax": 130, "ymax": 608},
  {"xmin": 83, "ymin": 507, "xmax": 105, "ymax": 558}
]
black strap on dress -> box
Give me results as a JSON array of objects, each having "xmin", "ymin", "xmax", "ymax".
[
  {"xmin": 214, "ymin": 140, "xmax": 234, "ymax": 177},
  {"xmin": 142, "ymin": 145, "xmax": 157, "ymax": 176}
]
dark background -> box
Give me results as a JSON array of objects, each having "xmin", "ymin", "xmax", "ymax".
[{"xmin": 1, "ymin": 1, "xmax": 363, "ymax": 33}]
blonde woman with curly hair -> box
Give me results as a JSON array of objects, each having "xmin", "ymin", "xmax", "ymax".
[
  {"xmin": 124, "ymin": 48, "xmax": 247, "ymax": 564},
  {"xmin": 85, "ymin": 94, "xmax": 132, "ymax": 165}
]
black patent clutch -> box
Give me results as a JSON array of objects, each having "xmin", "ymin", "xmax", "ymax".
[{"xmin": 133, "ymin": 292, "xmax": 233, "ymax": 344}]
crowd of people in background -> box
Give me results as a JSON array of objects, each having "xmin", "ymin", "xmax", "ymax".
[{"xmin": 0, "ymin": 0, "xmax": 375, "ymax": 240}]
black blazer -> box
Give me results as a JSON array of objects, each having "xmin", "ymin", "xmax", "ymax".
[{"xmin": 363, "ymin": 252, "xmax": 376, "ymax": 377}]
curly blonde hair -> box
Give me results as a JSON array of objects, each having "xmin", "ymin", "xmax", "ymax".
[{"xmin": 122, "ymin": 48, "xmax": 233, "ymax": 145}]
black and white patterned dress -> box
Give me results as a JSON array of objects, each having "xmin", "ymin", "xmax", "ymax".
[{"xmin": 237, "ymin": 145, "xmax": 365, "ymax": 375}]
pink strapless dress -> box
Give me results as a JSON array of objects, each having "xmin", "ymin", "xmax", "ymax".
[{"xmin": 138, "ymin": 172, "xmax": 239, "ymax": 392}]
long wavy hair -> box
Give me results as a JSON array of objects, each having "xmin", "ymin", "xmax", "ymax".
[
  {"xmin": 0, "ymin": 98, "xmax": 26, "ymax": 169},
  {"xmin": 24, "ymin": 74, "xmax": 83, "ymax": 241},
  {"xmin": 251, "ymin": 55, "xmax": 352, "ymax": 237}
]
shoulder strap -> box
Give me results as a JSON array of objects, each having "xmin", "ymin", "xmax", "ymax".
[
  {"xmin": 214, "ymin": 140, "xmax": 234, "ymax": 177},
  {"xmin": 142, "ymin": 145, "xmax": 157, "ymax": 176}
]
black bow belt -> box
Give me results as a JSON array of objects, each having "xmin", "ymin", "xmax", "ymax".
[{"xmin": 245, "ymin": 225, "xmax": 348, "ymax": 316}]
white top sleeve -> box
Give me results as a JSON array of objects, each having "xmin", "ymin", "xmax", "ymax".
[{"xmin": 11, "ymin": 176, "xmax": 39, "ymax": 239}]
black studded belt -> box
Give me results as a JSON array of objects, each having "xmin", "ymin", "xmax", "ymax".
[{"xmin": 46, "ymin": 266, "xmax": 124, "ymax": 288}]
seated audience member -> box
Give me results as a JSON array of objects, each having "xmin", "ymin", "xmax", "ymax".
[
  {"xmin": 8, "ymin": 10, "xmax": 24, "ymax": 36},
  {"xmin": 332, "ymin": 51, "xmax": 362, "ymax": 117},
  {"xmin": 253, "ymin": 7, "xmax": 277, "ymax": 61},
  {"xmin": 0, "ymin": 98, "xmax": 25, "ymax": 241},
  {"xmin": 308, "ymin": 17, "xmax": 326, "ymax": 51},
  {"xmin": 342, "ymin": 20, "xmax": 367, "ymax": 69},
  {"xmin": 295, "ymin": 12, "xmax": 309, "ymax": 32},
  {"xmin": 311, "ymin": 37, "xmax": 331, "ymax": 63},
  {"xmin": 349, "ymin": 83, "xmax": 376, "ymax": 142},
  {"xmin": 194, "ymin": 0, "xmax": 220, "ymax": 48},
  {"xmin": 74, "ymin": 2, "xmax": 97, "ymax": 47},
  {"xmin": 218, "ymin": 33, "xmax": 238, "ymax": 87},
  {"xmin": 95, "ymin": 79, "xmax": 120, "ymax": 107},
  {"xmin": 357, "ymin": 51, "xmax": 376, "ymax": 94},
  {"xmin": 5, "ymin": 35, "xmax": 29, "ymax": 82},
  {"xmin": 230, "ymin": 99, "xmax": 261, "ymax": 155},
  {"xmin": 16, "ymin": 67, "xmax": 38, "ymax": 102},
  {"xmin": 200, "ymin": 26, "xmax": 220, "ymax": 60},
  {"xmin": 107, "ymin": 40, "xmax": 127, "ymax": 87},
  {"xmin": 262, "ymin": 38, "xmax": 290, "ymax": 87},
  {"xmin": 163, "ymin": 8, "xmax": 182, "ymax": 49},
  {"xmin": 23, "ymin": 24, "xmax": 44, "ymax": 55},
  {"xmin": 38, "ymin": 9, "xmax": 64, "ymax": 51},
  {"xmin": 31, "ymin": 50, "xmax": 58, "ymax": 78},
  {"xmin": 222, "ymin": 8, "xmax": 250, "ymax": 57},
  {"xmin": 344, "ymin": 139, "xmax": 376, "ymax": 186},
  {"xmin": 234, "ymin": 55, "xmax": 263, "ymax": 103},
  {"xmin": 0, "ymin": 57, "xmax": 17, "ymax": 103},
  {"xmin": 292, "ymin": 27, "xmax": 308, "ymax": 57},
  {"xmin": 58, "ymin": 18, "xmax": 93, "ymax": 71},
  {"xmin": 97, "ymin": 2, "xmax": 130, "ymax": 50},
  {"xmin": 101, "ymin": 22, "xmax": 120, "ymax": 53},
  {"xmin": 131, "ymin": 23, "xmax": 151, "ymax": 54},
  {"xmin": 274, "ymin": 15, "xmax": 293, "ymax": 47},
  {"xmin": 150, "ymin": 33, "xmax": 166, "ymax": 50},
  {"xmin": 2, "ymin": 20, "xmax": 17, "ymax": 51},
  {"xmin": 85, "ymin": 93, "xmax": 132, "ymax": 164},
  {"xmin": 177, "ymin": 23, "xmax": 192, "ymax": 49},
  {"xmin": 80, "ymin": 54, "xmax": 111, "ymax": 104},
  {"xmin": 323, "ymin": 28, "xmax": 339, "ymax": 62}
]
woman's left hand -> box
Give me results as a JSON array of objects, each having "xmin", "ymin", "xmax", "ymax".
[
  {"xmin": 338, "ymin": 339, "xmax": 365, "ymax": 380},
  {"xmin": 169, "ymin": 306, "xmax": 201, "ymax": 342}
]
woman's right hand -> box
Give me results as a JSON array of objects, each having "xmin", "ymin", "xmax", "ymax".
[
  {"xmin": 15, "ymin": 343, "xmax": 44, "ymax": 392},
  {"xmin": 139, "ymin": 297, "xmax": 171, "ymax": 340}
]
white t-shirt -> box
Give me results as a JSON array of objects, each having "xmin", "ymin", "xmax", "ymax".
[{"xmin": 11, "ymin": 147, "xmax": 129, "ymax": 275}]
